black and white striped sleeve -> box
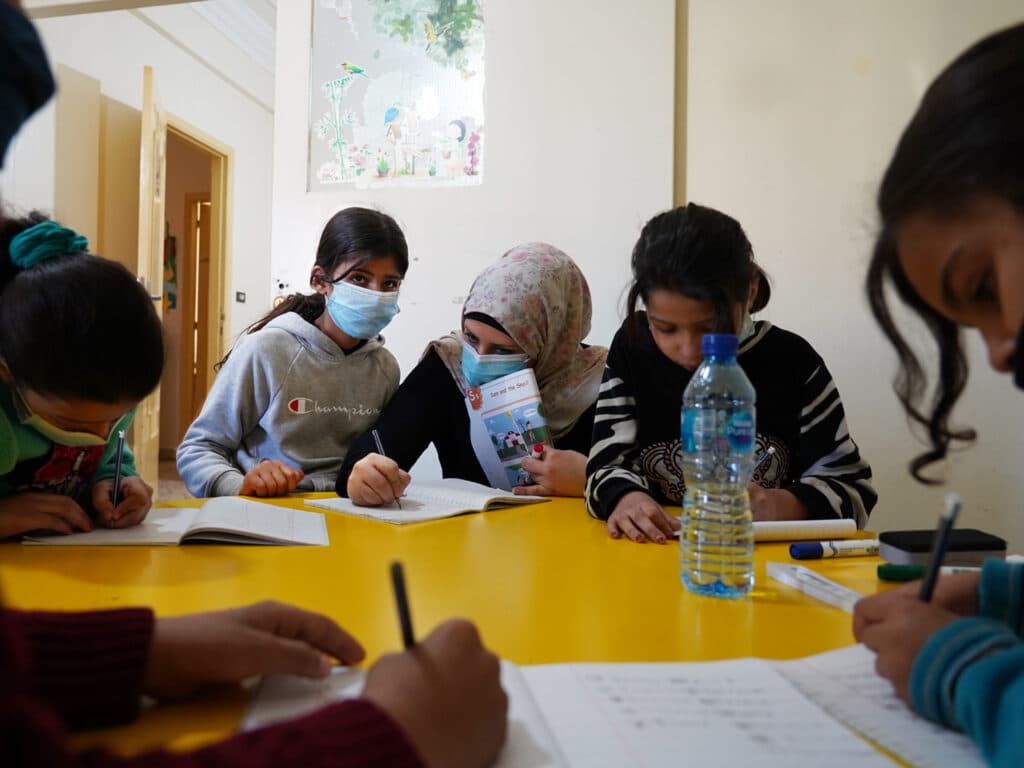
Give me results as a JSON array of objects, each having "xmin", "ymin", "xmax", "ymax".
[
  {"xmin": 584, "ymin": 361, "xmax": 651, "ymax": 521},
  {"xmin": 785, "ymin": 360, "xmax": 877, "ymax": 527}
]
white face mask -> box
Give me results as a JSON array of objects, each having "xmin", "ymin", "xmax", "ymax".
[{"xmin": 11, "ymin": 387, "xmax": 127, "ymax": 447}]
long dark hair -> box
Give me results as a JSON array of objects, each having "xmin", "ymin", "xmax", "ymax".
[
  {"xmin": 0, "ymin": 212, "xmax": 163, "ymax": 402},
  {"xmin": 627, "ymin": 203, "xmax": 770, "ymax": 338},
  {"xmin": 219, "ymin": 207, "xmax": 408, "ymax": 366},
  {"xmin": 866, "ymin": 22, "xmax": 1024, "ymax": 482}
]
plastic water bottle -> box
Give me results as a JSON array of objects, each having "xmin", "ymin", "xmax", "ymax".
[{"xmin": 679, "ymin": 334, "xmax": 756, "ymax": 597}]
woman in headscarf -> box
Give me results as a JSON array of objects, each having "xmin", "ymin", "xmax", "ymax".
[{"xmin": 336, "ymin": 243, "xmax": 607, "ymax": 504}]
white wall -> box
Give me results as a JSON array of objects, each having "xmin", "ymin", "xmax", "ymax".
[
  {"xmin": 0, "ymin": 6, "xmax": 274, "ymax": 338},
  {"xmin": 272, "ymin": 1, "xmax": 675, "ymax": 415},
  {"xmin": 688, "ymin": 0, "xmax": 1024, "ymax": 550}
]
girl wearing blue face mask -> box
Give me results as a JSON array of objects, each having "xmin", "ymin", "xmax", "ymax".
[
  {"xmin": 0, "ymin": 213, "xmax": 164, "ymax": 539},
  {"xmin": 337, "ymin": 243, "xmax": 607, "ymax": 506},
  {"xmin": 177, "ymin": 207, "xmax": 408, "ymax": 498}
]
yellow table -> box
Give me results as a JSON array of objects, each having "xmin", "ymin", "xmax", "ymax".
[{"xmin": 0, "ymin": 496, "xmax": 886, "ymax": 755}]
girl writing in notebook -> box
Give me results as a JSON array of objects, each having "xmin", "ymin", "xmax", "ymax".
[
  {"xmin": 0, "ymin": 214, "xmax": 162, "ymax": 539},
  {"xmin": 854, "ymin": 22, "xmax": 1024, "ymax": 768},
  {"xmin": 586, "ymin": 204, "xmax": 877, "ymax": 543},
  {"xmin": 337, "ymin": 243, "xmax": 607, "ymax": 504},
  {"xmin": 177, "ymin": 207, "xmax": 408, "ymax": 498}
]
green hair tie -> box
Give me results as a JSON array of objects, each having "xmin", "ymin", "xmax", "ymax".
[{"xmin": 9, "ymin": 220, "xmax": 89, "ymax": 269}]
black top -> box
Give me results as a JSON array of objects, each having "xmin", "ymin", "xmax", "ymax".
[
  {"xmin": 336, "ymin": 348, "xmax": 597, "ymax": 494},
  {"xmin": 585, "ymin": 315, "xmax": 877, "ymax": 525}
]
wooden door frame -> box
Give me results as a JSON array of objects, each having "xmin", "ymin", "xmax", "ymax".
[
  {"xmin": 177, "ymin": 194, "xmax": 211, "ymax": 443},
  {"xmin": 165, "ymin": 116, "xmax": 233, "ymax": 422}
]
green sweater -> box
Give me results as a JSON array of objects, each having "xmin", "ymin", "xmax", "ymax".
[{"xmin": 0, "ymin": 383, "xmax": 136, "ymax": 504}]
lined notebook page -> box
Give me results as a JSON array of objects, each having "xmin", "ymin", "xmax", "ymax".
[
  {"xmin": 22, "ymin": 506, "xmax": 197, "ymax": 545},
  {"xmin": 776, "ymin": 645, "xmax": 986, "ymax": 768},
  {"xmin": 520, "ymin": 660, "xmax": 895, "ymax": 768},
  {"xmin": 190, "ymin": 498, "xmax": 328, "ymax": 545},
  {"xmin": 307, "ymin": 479, "xmax": 545, "ymax": 524}
]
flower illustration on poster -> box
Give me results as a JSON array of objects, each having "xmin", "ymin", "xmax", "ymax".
[{"xmin": 310, "ymin": 0, "xmax": 485, "ymax": 190}]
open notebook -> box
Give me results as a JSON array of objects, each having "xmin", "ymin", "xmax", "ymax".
[
  {"xmin": 242, "ymin": 644, "xmax": 985, "ymax": 767},
  {"xmin": 306, "ymin": 478, "xmax": 549, "ymax": 524},
  {"xmin": 22, "ymin": 498, "xmax": 329, "ymax": 546}
]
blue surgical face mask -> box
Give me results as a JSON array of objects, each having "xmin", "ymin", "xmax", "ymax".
[
  {"xmin": 326, "ymin": 280, "xmax": 400, "ymax": 339},
  {"xmin": 461, "ymin": 340, "xmax": 529, "ymax": 388}
]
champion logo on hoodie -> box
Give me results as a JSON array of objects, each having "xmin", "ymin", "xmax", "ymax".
[{"xmin": 288, "ymin": 398, "xmax": 381, "ymax": 420}]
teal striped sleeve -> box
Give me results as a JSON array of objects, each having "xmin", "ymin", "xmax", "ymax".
[
  {"xmin": 910, "ymin": 617, "xmax": 1023, "ymax": 767},
  {"xmin": 978, "ymin": 559, "xmax": 1024, "ymax": 636}
]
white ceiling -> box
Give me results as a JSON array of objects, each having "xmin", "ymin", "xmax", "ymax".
[{"xmin": 189, "ymin": 0, "xmax": 276, "ymax": 74}]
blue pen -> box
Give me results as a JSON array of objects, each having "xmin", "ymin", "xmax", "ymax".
[
  {"xmin": 109, "ymin": 429, "xmax": 126, "ymax": 506},
  {"xmin": 919, "ymin": 493, "xmax": 961, "ymax": 602}
]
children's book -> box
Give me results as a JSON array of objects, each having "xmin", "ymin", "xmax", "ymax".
[
  {"xmin": 243, "ymin": 644, "xmax": 983, "ymax": 767},
  {"xmin": 306, "ymin": 478, "xmax": 548, "ymax": 524},
  {"xmin": 464, "ymin": 368, "xmax": 551, "ymax": 491},
  {"xmin": 22, "ymin": 498, "xmax": 329, "ymax": 546}
]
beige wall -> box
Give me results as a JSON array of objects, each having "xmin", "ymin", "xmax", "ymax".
[{"xmin": 687, "ymin": 0, "xmax": 1024, "ymax": 550}]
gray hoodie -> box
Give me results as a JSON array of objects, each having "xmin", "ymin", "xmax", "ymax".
[{"xmin": 176, "ymin": 312, "xmax": 399, "ymax": 496}]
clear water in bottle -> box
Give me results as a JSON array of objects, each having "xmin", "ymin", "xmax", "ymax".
[{"xmin": 679, "ymin": 333, "xmax": 756, "ymax": 597}]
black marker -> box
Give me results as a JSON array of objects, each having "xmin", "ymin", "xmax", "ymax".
[{"xmin": 390, "ymin": 561, "xmax": 416, "ymax": 649}]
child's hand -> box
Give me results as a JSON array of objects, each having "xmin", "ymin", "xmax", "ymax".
[
  {"xmin": 362, "ymin": 619, "xmax": 507, "ymax": 768},
  {"xmin": 607, "ymin": 490, "xmax": 680, "ymax": 544},
  {"xmin": 853, "ymin": 572, "xmax": 982, "ymax": 640},
  {"xmin": 0, "ymin": 492, "xmax": 93, "ymax": 539},
  {"xmin": 855, "ymin": 597, "xmax": 961, "ymax": 702},
  {"xmin": 515, "ymin": 448, "xmax": 586, "ymax": 497},
  {"xmin": 143, "ymin": 600, "xmax": 365, "ymax": 700},
  {"xmin": 92, "ymin": 476, "xmax": 153, "ymax": 528},
  {"xmin": 348, "ymin": 453, "xmax": 411, "ymax": 507},
  {"xmin": 240, "ymin": 460, "xmax": 304, "ymax": 497},
  {"xmin": 747, "ymin": 484, "xmax": 807, "ymax": 521}
]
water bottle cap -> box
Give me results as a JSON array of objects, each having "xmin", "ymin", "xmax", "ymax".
[{"xmin": 702, "ymin": 333, "xmax": 738, "ymax": 358}]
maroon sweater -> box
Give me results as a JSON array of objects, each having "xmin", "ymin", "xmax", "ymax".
[{"xmin": 0, "ymin": 607, "xmax": 424, "ymax": 767}]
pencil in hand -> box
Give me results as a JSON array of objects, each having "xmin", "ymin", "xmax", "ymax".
[{"xmin": 371, "ymin": 429, "xmax": 402, "ymax": 509}]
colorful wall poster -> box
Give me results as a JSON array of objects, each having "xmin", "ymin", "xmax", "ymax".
[{"xmin": 309, "ymin": 0, "xmax": 485, "ymax": 189}]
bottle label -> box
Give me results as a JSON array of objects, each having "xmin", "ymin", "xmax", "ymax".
[
  {"xmin": 726, "ymin": 411, "xmax": 754, "ymax": 451},
  {"xmin": 681, "ymin": 408, "xmax": 698, "ymax": 453}
]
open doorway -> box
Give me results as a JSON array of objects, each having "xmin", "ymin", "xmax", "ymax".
[
  {"xmin": 160, "ymin": 131, "xmax": 212, "ymax": 459},
  {"xmin": 157, "ymin": 124, "xmax": 231, "ymax": 498}
]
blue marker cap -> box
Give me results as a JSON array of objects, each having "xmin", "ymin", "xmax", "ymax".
[{"xmin": 790, "ymin": 543, "xmax": 824, "ymax": 560}]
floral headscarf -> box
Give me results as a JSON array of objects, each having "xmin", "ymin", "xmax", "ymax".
[{"xmin": 428, "ymin": 243, "xmax": 608, "ymax": 439}]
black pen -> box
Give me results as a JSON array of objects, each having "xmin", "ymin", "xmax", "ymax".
[
  {"xmin": 919, "ymin": 492, "xmax": 962, "ymax": 602},
  {"xmin": 372, "ymin": 428, "xmax": 402, "ymax": 509},
  {"xmin": 110, "ymin": 429, "xmax": 126, "ymax": 507},
  {"xmin": 390, "ymin": 561, "xmax": 416, "ymax": 648}
]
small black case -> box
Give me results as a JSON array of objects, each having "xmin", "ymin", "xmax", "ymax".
[{"xmin": 879, "ymin": 529, "xmax": 1006, "ymax": 566}]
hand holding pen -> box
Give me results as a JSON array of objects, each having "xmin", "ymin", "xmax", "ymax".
[
  {"xmin": 347, "ymin": 431, "xmax": 411, "ymax": 508},
  {"xmin": 91, "ymin": 430, "xmax": 154, "ymax": 528},
  {"xmin": 850, "ymin": 492, "xmax": 968, "ymax": 704},
  {"xmin": 360, "ymin": 561, "xmax": 508, "ymax": 768}
]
